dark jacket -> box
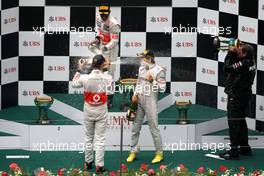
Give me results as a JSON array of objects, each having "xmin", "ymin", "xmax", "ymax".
[{"xmin": 223, "ymin": 51, "xmax": 256, "ymax": 96}]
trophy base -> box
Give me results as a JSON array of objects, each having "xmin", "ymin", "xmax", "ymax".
[
  {"xmin": 177, "ymin": 120, "xmax": 189, "ymax": 125},
  {"xmin": 37, "ymin": 119, "xmax": 51, "ymax": 125}
]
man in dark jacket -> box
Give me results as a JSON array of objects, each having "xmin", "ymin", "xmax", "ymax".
[{"xmin": 220, "ymin": 44, "xmax": 256, "ymax": 160}]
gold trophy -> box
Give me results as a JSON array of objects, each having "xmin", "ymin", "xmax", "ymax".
[
  {"xmin": 34, "ymin": 96, "xmax": 54, "ymax": 124},
  {"xmin": 119, "ymin": 78, "xmax": 137, "ymax": 111}
]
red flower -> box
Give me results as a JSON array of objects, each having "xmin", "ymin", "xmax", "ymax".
[
  {"xmin": 197, "ymin": 166, "xmax": 205, "ymax": 173},
  {"xmin": 148, "ymin": 169, "xmax": 155, "ymax": 175},
  {"xmin": 9, "ymin": 163, "xmax": 20, "ymax": 171},
  {"xmin": 212, "ymin": 170, "xmax": 218, "ymax": 175},
  {"xmin": 179, "ymin": 164, "xmax": 185, "ymax": 169},
  {"xmin": 121, "ymin": 163, "xmax": 127, "ymax": 170},
  {"xmin": 1, "ymin": 172, "xmax": 8, "ymax": 176},
  {"xmin": 72, "ymin": 168, "xmax": 79, "ymax": 174},
  {"xmin": 109, "ymin": 171, "xmax": 116, "ymax": 176},
  {"xmin": 38, "ymin": 171, "xmax": 47, "ymax": 176},
  {"xmin": 239, "ymin": 166, "xmax": 245, "ymax": 172},
  {"xmin": 219, "ymin": 165, "xmax": 228, "ymax": 172},
  {"xmin": 140, "ymin": 163, "xmax": 148, "ymax": 171},
  {"xmin": 253, "ymin": 170, "xmax": 261, "ymax": 176},
  {"xmin": 58, "ymin": 168, "xmax": 64, "ymax": 176},
  {"xmin": 159, "ymin": 165, "xmax": 167, "ymax": 170}
]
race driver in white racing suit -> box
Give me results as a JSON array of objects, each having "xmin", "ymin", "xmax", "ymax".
[
  {"xmin": 90, "ymin": 3, "xmax": 120, "ymax": 108},
  {"xmin": 72, "ymin": 55, "xmax": 112, "ymax": 174},
  {"xmin": 126, "ymin": 50, "xmax": 166, "ymax": 164}
]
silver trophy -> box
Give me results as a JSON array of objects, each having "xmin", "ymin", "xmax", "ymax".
[{"xmin": 78, "ymin": 43, "xmax": 110, "ymax": 73}]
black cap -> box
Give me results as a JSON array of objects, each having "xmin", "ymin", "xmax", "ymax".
[
  {"xmin": 99, "ymin": 1, "xmax": 110, "ymax": 12},
  {"xmin": 92, "ymin": 54, "xmax": 105, "ymax": 69}
]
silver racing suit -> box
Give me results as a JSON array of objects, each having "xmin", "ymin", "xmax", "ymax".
[
  {"xmin": 72, "ymin": 69, "xmax": 112, "ymax": 167},
  {"xmin": 131, "ymin": 61, "xmax": 166, "ymax": 153},
  {"xmin": 95, "ymin": 14, "xmax": 120, "ymax": 78}
]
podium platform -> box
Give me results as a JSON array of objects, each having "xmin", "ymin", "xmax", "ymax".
[{"xmin": 0, "ymin": 93, "xmax": 261, "ymax": 151}]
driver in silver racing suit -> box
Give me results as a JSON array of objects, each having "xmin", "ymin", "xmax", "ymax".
[
  {"xmin": 126, "ymin": 50, "xmax": 166, "ymax": 164},
  {"xmin": 90, "ymin": 3, "xmax": 120, "ymax": 108},
  {"xmin": 72, "ymin": 55, "xmax": 112, "ymax": 174}
]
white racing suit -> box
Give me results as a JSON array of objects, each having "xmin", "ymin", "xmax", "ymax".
[
  {"xmin": 72, "ymin": 69, "xmax": 112, "ymax": 167},
  {"xmin": 131, "ymin": 62, "xmax": 166, "ymax": 153},
  {"xmin": 95, "ymin": 14, "xmax": 120, "ymax": 78}
]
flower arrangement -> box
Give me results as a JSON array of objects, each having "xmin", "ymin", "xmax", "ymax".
[{"xmin": 1, "ymin": 163, "xmax": 263, "ymax": 176}]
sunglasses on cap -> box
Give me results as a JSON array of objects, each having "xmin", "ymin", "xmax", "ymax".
[{"xmin": 99, "ymin": 11, "xmax": 109, "ymax": 15}]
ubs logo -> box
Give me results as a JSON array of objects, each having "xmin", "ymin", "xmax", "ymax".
[
  {"xmin": 202, "ymin": 18, "xmax": 216, "ymax": 25},
  {"xmin": 176, "ymin": 42, "xmax": 193, "ymax": 48},
  {"xmin": 222, "ymin": 0, "xmax": 236, "ymax": 4},
  {"xmin": 202, "ymin": 68, "xmax": 216, "ymax": 75},
  {"xmin": 22, "ymin": 91, "xmax": 40, "ymax": 96},
  {"xmin": 150, "ymin": 16, "xmax": 168, "ymax": 23},
  {"xmin": 23, "ymin": 41, "xmax": 40, "ymax": 47},
  {"xmin": 74, "ymin": 41, "xmax": 90, "ymax": 47},
  {"xmin": 48, "ymin": 66, "xmax": 65, "ymax": 72},
  {"xmin": 4, "ymin": 67, "xmax": 16, "ymax": 74},
  {"xmin": 175, "ymin": 91, "xmax": 192, "ymax": 97},
  {"xmin": 124, "ymin": 41, "xmax": 142, "ymax": 48},
  {"xmin": 49, "ymin": 16, "xmax": 66, "ymax": 22},
  {"xmin": 4, "ymin": 17, "xmax": 16, "ymax": 24},
  {"xmin": 241, "ymin": 26, "xmax": 255, "ymax": 33}
]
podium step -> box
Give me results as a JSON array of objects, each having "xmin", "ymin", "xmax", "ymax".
[
  {"xmin": 0, "ymin": 131, "xmax": 20, "ymax": 150},
  {"xmin": 202, "ymin": 129, "xmax": 264, "ymax": 149}
]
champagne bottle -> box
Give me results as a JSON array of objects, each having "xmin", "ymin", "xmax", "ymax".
[{"xmin": 126, "ymin": 102, "xmax": 138, "ymax": 121}]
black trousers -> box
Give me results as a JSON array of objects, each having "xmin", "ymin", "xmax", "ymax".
[{"xmin": 227, "ymin": 93, "xmax": 251, "ymax": 153}]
